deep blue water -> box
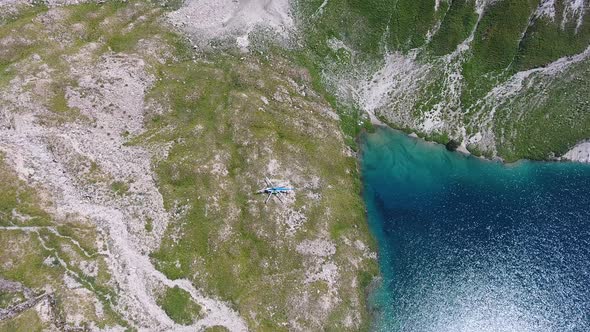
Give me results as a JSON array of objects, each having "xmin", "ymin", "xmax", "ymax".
[{"xmin": 361, "ymin": 127, "xmax": 590, "ymax": 332}]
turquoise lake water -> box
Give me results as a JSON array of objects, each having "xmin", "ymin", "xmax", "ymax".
[{"xmin": 361, "ymin": 127, "xmax": 590, "ymax": 332}]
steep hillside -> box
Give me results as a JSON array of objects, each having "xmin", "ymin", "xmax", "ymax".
[
  {"xmin": 297, "ymin": 0, "xmax": 590, "ymax": 161},
  {"xmin": 0, "ymin": 1, "xmax": 377, "ymax": 330}
]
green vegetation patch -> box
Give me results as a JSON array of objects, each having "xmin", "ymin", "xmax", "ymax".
[
  {"xmin": 0, "ymin": 5, "xmax": 48, "ymax": 76},
  {"xmin": 136, "ymin": 43, "xmax": 378, "ymax": 329},
  {"xmin": 0, "ymin": 308, "xmax": 43, "ymax": 332},
  {"xmin": 514, "ymin": 15, "xmax": 590, "ymax": 71},
  {"xmin": 0, "ymin": 291, "xmax": 25, "ymax": 309},
  {"xmin": 204, "ymin": 326, "xmax": 230, "ymax": 332},
  {"xmin": 0, "ymin": 154, "xmax": 52, "ymax": 227},
  {"xmin": 430, "ymin": 0, "xmax": 478, "ymax": 55},
  {"xmin": 158, "ymin": 286, "xmax": 202, "ymax": 325},
  {"xmin": 469, "ymin": 0, "xmax": 538, "ymax": 73},
  {"xmin": 461, "ymin": 0, "xmax": 538, "ymax": 105},
  {"xmin": 385, "ymin": 0, "xmax": 440, "ymax": 50},
  {"xmin": 300, "ymin": 0, "xmax": 444, "ymax": 59},
  {"xmin": 110, "ymin": 180, "xmax": 130, "ymax": 196},
  {"xmin": 493, "ymin": 59, "xmax": 590, "ymax": 161}
]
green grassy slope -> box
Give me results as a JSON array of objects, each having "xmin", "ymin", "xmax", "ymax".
[
  {"xmin": 158, "ymin": 286, "xmax": 202, "ymax": 325},
  {"xmin": 515, "ymin": 14, "xmax": 590, "ymax": 70},
  {"xmin": 493, "ymin": 60, "xmax": 590, "ymax": 161},
  {"xmin": 430, "ymin": 0, "xmax": 478, "ymax": 56},
  {"xmin": 297, "ymin": 0, "xmax": 590, "ymax": 161},
  {"xmin": 141, "ymin": 48, "xmax": 378, "ymax": 330}
]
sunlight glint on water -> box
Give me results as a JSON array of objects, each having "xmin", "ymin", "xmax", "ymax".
[{"xmin": 361, "ymin": 127, "xmax": 590, "ymax": 332}]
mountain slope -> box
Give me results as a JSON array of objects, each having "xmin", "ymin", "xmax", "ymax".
[
  {"xmin": 297, "ymin": 0, "xmax": 590, "ymax": 161},
  {"xmin": 0, "ymin": 1, "xmax": 377, "ymax": 330}
]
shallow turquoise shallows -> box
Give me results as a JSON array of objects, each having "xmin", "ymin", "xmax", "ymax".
[{"xmin": 361, "ymin": 127, "xmax": 590, "ymax": 332}]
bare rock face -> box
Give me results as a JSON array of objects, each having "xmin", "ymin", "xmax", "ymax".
[
  {"xmin": 167, "ymin": 0, "xmax": 295, "ymax": 50},
  {"xmin": 562, "ymin": 142, "xmax": 590, "ymax": 163}
]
